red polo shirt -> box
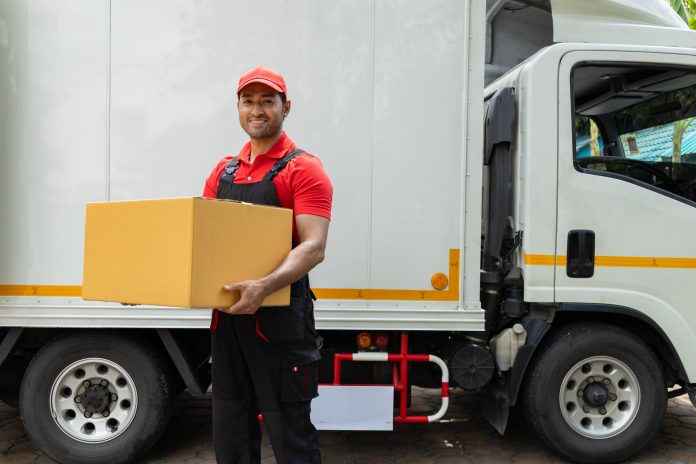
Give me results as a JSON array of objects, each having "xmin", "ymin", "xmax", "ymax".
[{"xmin": 203, "ymin": 132, "xmax": 332, "ymax": 240}]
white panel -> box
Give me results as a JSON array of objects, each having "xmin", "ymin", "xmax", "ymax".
[
  {"xmin": 312, "ymin": 385, "xmax": 394, "ymax": 431},
  {"xmin": 110, "ymin": 0, "xmax": 373, "ymax": 289},
  {"xmin": 370, "ymin": 0, "xmax": 466, "ymax": 289},
  {"xmin": 0, "ymin": 0, "xmax": 108, "ymax": 285},
  {"xmin": 515, "ymin": 46, "xmax": 566, "ymax": 303}
]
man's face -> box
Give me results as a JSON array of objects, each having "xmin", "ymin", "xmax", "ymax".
[{"xmin": 237, "ymin": 83, "xmax": 290, "ymax": 141}]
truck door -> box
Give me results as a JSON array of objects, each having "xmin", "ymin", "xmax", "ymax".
[{"xmin": 555, "ymin": 51, "xmax": 696, "ymax": 381}]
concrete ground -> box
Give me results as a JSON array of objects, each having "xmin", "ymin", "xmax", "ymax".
[{"xmin": 1, "ymin": 387, "xmax": 695, "ymax": 463}]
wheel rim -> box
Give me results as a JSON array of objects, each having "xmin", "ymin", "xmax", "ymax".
[
  {"xmin": 559, "ymin": 355, "xmax": 640, "ymax": 439},
  {"xmin": 50, "ymin": 357, "xmax": 138, "ymax": 443}
]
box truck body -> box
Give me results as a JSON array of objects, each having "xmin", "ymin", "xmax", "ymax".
[{"xmin": 1, "ymin": 0, "xmax": 696, "ymax": 463}]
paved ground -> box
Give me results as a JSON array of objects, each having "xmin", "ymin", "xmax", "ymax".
[{"xmin": 1, "ymin": 388, "xmax": 695, "ymax": 463}]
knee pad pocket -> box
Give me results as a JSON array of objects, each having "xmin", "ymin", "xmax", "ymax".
[{"xmin": 280, "ymin": 349, "xmax": 321, "ymax": 402}]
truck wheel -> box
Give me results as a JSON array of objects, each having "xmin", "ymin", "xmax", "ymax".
[
  {"xmin": 19, "ymin": 331, "xmax": 172, "ymax": 464},
  {"xmin": 523, "ymin": 323, "xmax": 666, "ymax": 464}
]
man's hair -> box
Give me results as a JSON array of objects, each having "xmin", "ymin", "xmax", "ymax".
[{"xmin": 237, "ymin": 92, "xmax": 287, "ymax": 105}]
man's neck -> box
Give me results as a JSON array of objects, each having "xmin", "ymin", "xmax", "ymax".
[{"xmin": 249, "ymin": 133, "xmax": 283, "ymax": 163}]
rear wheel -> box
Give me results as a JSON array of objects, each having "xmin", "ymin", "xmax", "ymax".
[
  {"xmin": 20, "ymin": 331, "xmax": 173, "ymax": 464},
  {"xmin": 524, "ymin": 323, "xmax": 666, "ymax": 464}
]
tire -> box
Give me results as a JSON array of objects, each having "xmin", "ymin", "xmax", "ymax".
[
  {"xmin": 523, "ymin": 323, "xmax": 666, "ymax": 464},
  {"xmin": 19, "ymin": 331, "xmax": 173, "ymax": 464}
]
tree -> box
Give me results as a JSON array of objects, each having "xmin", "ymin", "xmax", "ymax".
[{"xmin": 668, "ymin": 0, "xmax": 696, "ymax": 28}]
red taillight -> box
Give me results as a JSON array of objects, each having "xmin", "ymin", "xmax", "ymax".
[{"xmin": 374, "ymin": 332, "xmax": 389, "ymax": 350}]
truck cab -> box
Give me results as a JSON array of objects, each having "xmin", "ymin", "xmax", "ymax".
[{"xmin": 474, "ymin": 2, "xmax": 696, "ymax": 461}]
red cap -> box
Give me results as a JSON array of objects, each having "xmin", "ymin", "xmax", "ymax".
[{"xmin": 237, "ymin": 66, "xmax": 287, "ymax": 96}]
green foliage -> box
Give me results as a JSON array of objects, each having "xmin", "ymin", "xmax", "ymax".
[
  {"xmin": 668, "ymin": 0, "xmax": 696, "ymax": 29},
  {"xmin": 670, "ymin": 0, "xmax": 689, "ymax": 22}
]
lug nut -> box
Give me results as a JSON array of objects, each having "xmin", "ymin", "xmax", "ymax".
[
  {"xmin": 103, "ymin": 409, "xmax": 110, "ymax": 417},
  {"xmin": 100, "ymin": 379, "xmax": 109, "ymax": 387},
  {"xmin": 84, "ymin": 411, "xmax": 92, "ymax": 418},
  {"xmin": 74, "ymin": 396, "xmax": 82, "ymax": 403},
  {"xmin": 577, "ymin": 390, "xmax": 584, "ymax": 397},
  {"xmin": 582, "ymin": 405, "xmax": 590, "ymax": 413},
  {"xmin": 111, "ymin": 394, "xmax": 118, "ymax": 401},
  {"xmin": 587, "ymin": 377, "xmax": 594, "ymax": 383},
  {"xmin": 609, "ymin": 393, "xmax": 617, "ymax": 401},
  {"xmin": 83, "ymin": 380, "xmax": 91, "ymax": 388},
  {"xmin": 603, "ymin": 379, "xmax": 611, "ymax": 385},
  {"xmin": 599, "ymin": 407, "xmax": 607, "ymax": 415}
]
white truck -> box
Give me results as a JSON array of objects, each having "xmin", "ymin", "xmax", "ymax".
[{"xmin": 2, "ymin": 0, "xmax": 696, "ymax": 462}]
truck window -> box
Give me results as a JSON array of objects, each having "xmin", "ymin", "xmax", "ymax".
[{"xmin": 572, "ymin": 65, "xmax": 696, "ymax": 204}]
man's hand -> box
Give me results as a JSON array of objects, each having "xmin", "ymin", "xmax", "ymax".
[{"xmin": 219, "ymin": 280, "xmax": 270, "ymax": 315}]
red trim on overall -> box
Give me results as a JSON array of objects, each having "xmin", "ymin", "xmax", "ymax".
[
  {"xmin": 255, "ymin": 313, "xmax": 270, "ymax": 342},
  {"xmin": 210, "ymin": 309, "xmax": 219, "ymax": 331}
]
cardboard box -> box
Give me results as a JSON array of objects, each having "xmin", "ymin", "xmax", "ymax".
[{"xmin": 82, "ymin": 197, "xmax": 292, "ymax": 308}]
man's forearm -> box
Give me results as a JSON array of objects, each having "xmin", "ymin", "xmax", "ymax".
[{"xmin": 258, "ymin": 239, "xmax": 325, "ymax": 296}]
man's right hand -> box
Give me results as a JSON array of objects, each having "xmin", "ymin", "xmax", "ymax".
[{"xmin": 218, "ymin": 279, "xmax": 270, "ymax": 315}]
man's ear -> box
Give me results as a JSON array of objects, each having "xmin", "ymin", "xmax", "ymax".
[{"xmin": 283, "ymin": 100, "xmax": 292, "ymax": 118}]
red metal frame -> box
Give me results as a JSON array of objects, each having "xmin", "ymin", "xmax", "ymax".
[{"xmin": 332, "ymin": 332, "xmax": 445, "ymax": 424}]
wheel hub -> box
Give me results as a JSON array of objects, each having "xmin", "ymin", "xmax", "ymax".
[
  {"xmin": 583, "ymin": 381, "xmax": 609, "ymax": 407},
  {"xmin": 80, "ymin": 381, "xmax": 112, "ymax": 414},
  {"xmin": 50, "ymin": 358, "xmax": 137, "ymax": 443},
  {"xmin": 559, "ymin": 356, "xmax": 640, "ymax": 439}
]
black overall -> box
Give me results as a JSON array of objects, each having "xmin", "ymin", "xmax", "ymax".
[{"xmin": 212, "ymin": 149, "xmax": 321, "ymax": 464}]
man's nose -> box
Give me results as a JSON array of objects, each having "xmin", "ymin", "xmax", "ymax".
[{"xmin": 250, "ymin": 102, "xmax": 264, "ymax": 115}]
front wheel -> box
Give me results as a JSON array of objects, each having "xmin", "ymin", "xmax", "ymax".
[
  {"xmin": 523, "ymin": 323, "xmax": 666, "ymax": 464},
  {"xmin": 19, "ymin": 331, "xmax": 173, "ymax": 464}
]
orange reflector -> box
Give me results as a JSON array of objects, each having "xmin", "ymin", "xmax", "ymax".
[
  {"xmin": 356, "ymin": 332, "xmax": 372, "ymax": 350},
  {"xmin": 431, "ymin": 272, "xmax": 448, "ymax": 290}
]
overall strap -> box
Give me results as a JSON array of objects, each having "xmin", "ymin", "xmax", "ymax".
[
  {"xmin": 263, "ymin": 149, "xmax": 306, "ymax": 182},
  {"xmin": 220, "ymin": 156, "xmax": 240, "ymax": 182}
]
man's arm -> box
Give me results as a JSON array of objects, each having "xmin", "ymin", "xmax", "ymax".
[{"xmin": 219, "ymin": 213, "xmax": 330, "ymax": 315}]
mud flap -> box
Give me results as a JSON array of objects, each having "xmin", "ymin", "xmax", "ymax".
[{"xmin": 482, "ymin": 386, "xmax": 510, "ymax": 435}]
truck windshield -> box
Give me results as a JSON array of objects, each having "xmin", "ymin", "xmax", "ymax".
[{"xmin": 615, "ymin": 84, "xmax": 696, "ymax": 164}]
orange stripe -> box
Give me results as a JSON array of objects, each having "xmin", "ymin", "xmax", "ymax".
[
  {"xmin": 0, "ymin": 285, "xmax": 83, "ymax": 297},
  {"xmin": 315, "ymin": 249, "xmax": 460, "ymax": 301},
  {"xmin": 0, "ymin": 250, "xmax": 461, "ymax": 302},
  {"xmin": 525, "ymin": 254, "xmax": 696, "ymax": 269},
  {"xmin": 595, "ymin": 256, "xmax": 696, "ymax": 268},
  {"xmin": 312, "ymin": 288, "xmax": 456, "ymax": 301},
  {"xmin": 524, "ymin": 254, "xmax": 556, "ymax": 265}
]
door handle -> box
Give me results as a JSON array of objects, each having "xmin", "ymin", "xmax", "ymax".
[{"xmin": 567, "ymin": 230, "xmax": 595, "ymax": 278}]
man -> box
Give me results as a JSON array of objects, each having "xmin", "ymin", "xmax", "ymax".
[{"xmin": 203, "ymin": 66, "xmax": 332, "ymax": 464}]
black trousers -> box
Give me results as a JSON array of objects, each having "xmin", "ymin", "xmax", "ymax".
[{"xmin": 212, "ymin": 311, "xmax": 321, "ymax": 464}]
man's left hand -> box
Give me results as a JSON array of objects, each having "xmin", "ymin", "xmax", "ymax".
[{"xmin": 219, "ymin": 280, "xmax": 269, "ymax": 315}]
